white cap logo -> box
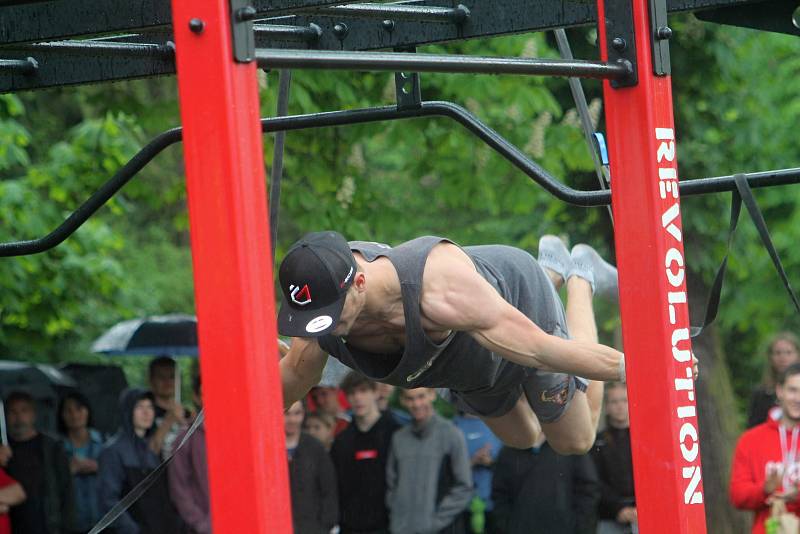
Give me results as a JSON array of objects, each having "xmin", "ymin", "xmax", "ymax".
[{"xmin": 305, "ymin": 315, "xmax": 333, "ymax": 333}]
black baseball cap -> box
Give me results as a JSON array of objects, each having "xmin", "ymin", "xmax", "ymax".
[{"xmin": 277, "ymin": 231, "xmax": 357, "ymax": 337}]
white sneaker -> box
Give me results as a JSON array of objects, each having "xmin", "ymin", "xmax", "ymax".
[
  {"xmin": 538, "ymin": 235, "xmax": 573, "ymax": 285},
  {"xmin": 570, "ymin": 244, "xmax": 618, "ymax": 301}
]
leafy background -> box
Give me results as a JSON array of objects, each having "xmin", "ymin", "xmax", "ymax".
[{"xmin": 0, "ymin": 14, "xmax": 798, "ymax": 529}]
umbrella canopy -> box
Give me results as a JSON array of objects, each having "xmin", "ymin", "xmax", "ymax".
[
  {"xmin": 92, "ymin": 314, "xmax": 198, "ymax": 356},
  {"xmin": 0, "ymin": 361, "xmax": 78, "ymax": 435}
]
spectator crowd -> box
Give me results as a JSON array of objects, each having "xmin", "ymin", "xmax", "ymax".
[{"xmin": 0, "ymin": 349, "xmax": 644, "ymax": 534}]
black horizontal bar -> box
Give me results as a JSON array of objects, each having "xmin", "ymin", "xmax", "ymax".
[
  {"xmin": 0, "ymin": 0, "xmax": 774, "ymax": 48},
  {"xmin": 0, "ymin": 0, "xmax": 366, "ymax": 45},
  {"xmin": 310, "ymin": 3, "xmax": 470, "ymax": 23},
  {"xmin": 254, "ymin": 23, "xmax": 323, "ymax": 42},
  {"xmin": 255, "ymin": 49, "xmax": 632, "ymax": 80},
  {"xmin": 0, "ymin": 40, "xmax": 175, "ymax": 93},
  {"xmin": 0, "ymin": 57, "xmax": 37, "ymax": 73},
  {"xmin": 2, "ymin": 100, "xmax": 798, "ymax": 257}
]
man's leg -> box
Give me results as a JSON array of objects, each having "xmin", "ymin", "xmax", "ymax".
[
  {"xmin": 480, "ymin": 394, "xmax": 542, "ymax": 449},
  {"xmin": 537, "ymin": 237, "xmax": 616, "ymax": 454},
  {"xmin": 539, "ymin": 276, "xmax": 603, "ymax": 454}
]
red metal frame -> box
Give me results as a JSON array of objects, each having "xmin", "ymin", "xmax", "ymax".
[
  {"xmin": 598, "ymin": 0, "xmax": 707, "ymax": 531},
  {"xmin": 170, "ymin": 1, "xmax": 292, "ymax": 532}
]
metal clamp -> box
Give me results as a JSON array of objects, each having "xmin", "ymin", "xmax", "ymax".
[
  {"xmin": 393, "ymin": 47, "xmax": 421, "ymax": 110},
  {"xmin": 604, "ymin": 0, "xmax": 638, "ymax": 88},
  {"xmin": 648, "ymin": 0, "xmax": 671, "ymax": 76},
  {"xmin": 230, "ymin": 0, "xmax": 256, "ymax": 62}
]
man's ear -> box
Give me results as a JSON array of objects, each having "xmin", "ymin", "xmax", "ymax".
[{"xmin": 353, "ymin": 271, "xmax": 367, "ymax": 291}]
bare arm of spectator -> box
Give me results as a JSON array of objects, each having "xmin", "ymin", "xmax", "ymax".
[
  {"xmin": 0, "ymin": 478, "xmax": 25, "ymax": 508},
  {"xmin": 430, "ymin": 426, "xmax": 473, "ymax": 532},
  {"xmin": 149, "ymin": 403, "xmax": 185, "ymax": 456},
  {"xmin": 490, "ymin": 448, "xmax": 514, "ymax": 534},
  {"xmin": 730, "ymin": 435, "xmax": 769, "ymax": 510},
  {"xmin": 572, "ymin": 453, "xmax": 600, "ymax": 534},
  {"xmin": 98, "ymin": 447, "xmax": 141, "ymax": 534},
  {"xmin": 0, "ymin": 447, "xmax": 11, "ymax": 468},
  {"xmin": 168, "ymin": 433, "xmax": 210, "ymax": 534},
  {"xmin": 316, "ymin": 441, "xmax": 339, "ymax": 529}
]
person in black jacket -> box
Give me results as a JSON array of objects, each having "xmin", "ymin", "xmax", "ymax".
[
  {"xmin": 2, "ymin": 391, "xmax": 74, "ymax": 534},
  {"xmin": 746, "ymin": 332, "xmax": 799, "ymax": 428},
  {"xmin": 285, "ymin": 401, "xmax": 338, "ymax": 534},
  {"xmin": 591, "ymin": 382, "xmax": 636, "ymax": 534},
  {"xmin": 330, "ymin": 372, "xmax": 399, "ymax": 534},
  {"xmin": 97, "ymin": 389, "xmax": 183, "ymax": 534},
  {"xmin": 492, "ymin": 435, "xmax": 599, "ymax": 534}
]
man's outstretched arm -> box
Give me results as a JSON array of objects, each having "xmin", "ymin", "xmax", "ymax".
[
  {"xmin": 421, "ymin": 244, "xmax": 623, "ymax": 381},
  {"xmin": 279, "ymin": 337, "xmax": 328, "ymax": 409}
]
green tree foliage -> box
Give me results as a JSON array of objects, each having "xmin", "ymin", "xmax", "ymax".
[{"xmin": 671, "ymin": 17, "xmax": 800, "ymax": 406}]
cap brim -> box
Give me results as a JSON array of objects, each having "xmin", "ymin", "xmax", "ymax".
[{"xmin": 278, "ymin": 295, "xmax": 346, "ymax": 338}]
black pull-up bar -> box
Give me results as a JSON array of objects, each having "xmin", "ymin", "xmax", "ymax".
[
  {"xmin": 308, "ymin": 3, "xmax": 470, "ymax": 23},
  {"xmin": 255, "ymin": 49, "xmax": 633, "ymax": 80},
  {"xmin": 0, "ymin": 100, "xmax": 797, "ymax": 257}
]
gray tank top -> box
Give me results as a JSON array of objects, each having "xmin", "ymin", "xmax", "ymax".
[{"xmin": 317, "ymin": 236, "xmax": 562, "ymax": 394}]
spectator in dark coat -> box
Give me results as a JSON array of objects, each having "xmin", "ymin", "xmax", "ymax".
[
  {"xmin": 168, "ymin": 375, "xmax": 209, "ymax": 534},
  {"xmin": 285, "ymin": 401, "xmax": 338, "ymax": 534},
  {"xmin": 2, "ymin": 391, "xmax": 75, "ymax": 534},
  {"xmin": 492, "ymin": 435, "xmax": 599, "ymax": 534},
  {"xmin": 331, "ymin": 372, "xmax": 399, "ymax": 534},
  {"xmin": 591, "ymin": 382, "xmax": 636, "ymax": 533},
  {"xmin": 747, "ymin": 332, "xmax": 800, "ymax": 428},
  {"xmin": 97, "ymin": 389, "xmax": 183, "ymax": 534}
]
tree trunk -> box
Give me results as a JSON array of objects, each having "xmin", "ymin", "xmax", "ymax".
[{"xmin": 688, "ymin": 270, "xmax": 751, "ymax": 533}]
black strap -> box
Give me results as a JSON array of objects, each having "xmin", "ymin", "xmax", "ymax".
[
  {"xmin": 690, "ymin": 188, "xmax": 741, "ymax": 338},
  {"xmin": 269, "ymin": 69, "xmax": 292, "ymax": 261},
  {"xmin": 691, "ymin": 173, "xmax": 800, "ymax": 338},
  {"xmin": 88, "ymin": 410, "xmax": 205, "ymax": 534},
  {"xmin": 734, "ymin": 173, "xmax": 800, "ymax": 314}
]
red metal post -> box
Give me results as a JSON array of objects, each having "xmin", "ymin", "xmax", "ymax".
[
  {"xmin": 597, "ymin": 0, "xmax": 707, "ymax": 531},
  {"xmin": 170, "ymin": 1, "xmax": 292, "ymax": 532}
]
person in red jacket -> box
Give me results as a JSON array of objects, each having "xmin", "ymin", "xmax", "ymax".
[{"xmin": 731, "ymin": 361, "xmax": 800, "ymax": 533}]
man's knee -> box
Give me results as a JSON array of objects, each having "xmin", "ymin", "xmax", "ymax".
[{"xmin": 547, "ymin": 429, "xmax": 595, "ymax": 455}]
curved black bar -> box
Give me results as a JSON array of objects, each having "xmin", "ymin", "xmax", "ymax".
[
  {"xmin": 2, "ymin": 100, "xmax": 799, "ymax": 257},
  {"xmin": 0, "ymin": 126, "xmax": 182, "ymax": 257}
]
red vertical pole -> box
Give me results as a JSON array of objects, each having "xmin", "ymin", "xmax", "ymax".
[
  {"xmin": 170, "ymin": 1, "xmax": 292, "ymax": 533},
  {"xmin": 597, "ymin": 0, "xmax": 707, "ymax": 531}
]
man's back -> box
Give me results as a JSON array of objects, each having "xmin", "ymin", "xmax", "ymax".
[
  {"xmin": 320, "ymin": 238, "xmax": 560, "ymax": 399},
  {"xmin": 492, "ymin": 443, "xmax": 599, "ymax": 534}
]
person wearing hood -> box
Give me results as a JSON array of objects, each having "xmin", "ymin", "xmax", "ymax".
[
  {"xmin": 97, "ymin": 389, "xmax": 183, "ymax": 534},
  {"xmin": 731, "ymin": 362, "xmax": 800, "ymax": 533}
]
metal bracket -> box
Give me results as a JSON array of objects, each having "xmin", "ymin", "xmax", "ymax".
[
  {"xmin": 649, "ymin": 0, "xmax": 671, "ymax": 76},
  {"xmin": 230, "ymin": 0, "xmax": 256, "ymax": 62},
  {"xmin": 393, "ymin": 47, "xmax": 421, "ymax": 110},
  {"xmin": 604, "ymin": 0, "xmax": 638, "ymax": 88}
]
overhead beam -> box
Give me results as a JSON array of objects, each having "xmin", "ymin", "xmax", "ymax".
[
  {"xmin": 0, "ymin": 0, "xmax": 776, "ymax": 47},
  {"xmin": 0, "ymin": 0, "xmax": 365, "ymax": 45},
  {"xmin": 0, "ymin": 0, "xmax": 781, "ymax": 93}
]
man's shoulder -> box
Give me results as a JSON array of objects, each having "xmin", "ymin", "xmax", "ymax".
[{"xmin": 736, "ymin": 421, "xmax": 777, "ymax": 451}]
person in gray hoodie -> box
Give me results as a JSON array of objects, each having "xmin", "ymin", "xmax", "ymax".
[
  {"xmin": 386, "ymin": 388, "xmax": 472, "ymax": 534},
  {"xmin": 97, "ymin": 389, "xmax": 183, "ymax": 534}
]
